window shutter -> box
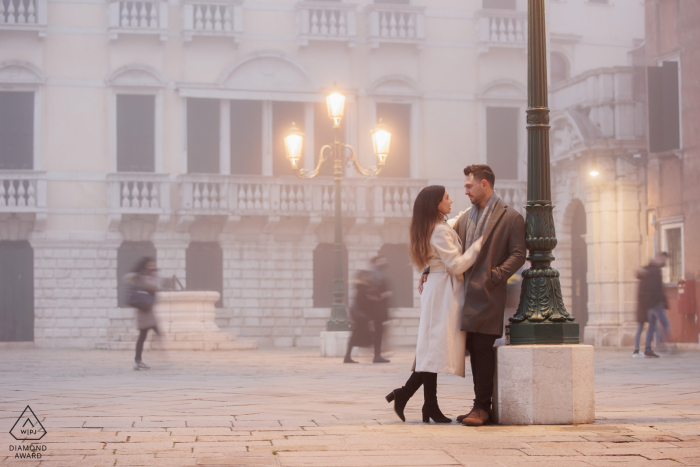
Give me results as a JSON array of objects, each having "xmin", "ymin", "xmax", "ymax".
[
  {"xmin": 0, "ymin": 92, "xmax": 34, "ymax": 170},
  {"xmin": 661, "ymin": 61, "xmax": 680, "ymax": 152}
]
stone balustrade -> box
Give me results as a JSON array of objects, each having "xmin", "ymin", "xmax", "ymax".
[
  {"xmin": 296, "ymin": 1, "xmax": 357, "ymax": 47},
  {"xmin": 366, "ymin": 3, "xmax": 425, "ymax": 48},
  {"xmin": 107, "ymin": 0, "xmax": 169, "ymax": 40},
  {"xmin": 0, "ymin": 170, "xmax": 47, "ymax": 212},
  {"xmin": 497, "ymin": 180, "xmax": 527, "ymax": 217},
  {"xmin": 178, "ymin": 174, "xmax": 425, "ymax": 219},
  {"xmin": 182, "ymin": 0, "xmax": 242, "ymax": 42},
  {"xmin": 476, "ymin": 9, "xmax": 527, "ymax": 52},
  {"xmin": 0, "ymin": 0, "xmax": 47, "ymax": 36}
]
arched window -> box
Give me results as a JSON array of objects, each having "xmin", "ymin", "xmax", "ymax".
[
  {"xmin": 117, "ymin": 241, "xmax": 156, "ymax": 308},
  {"xmin": 313, "ymin": 243, "xmax": 348, "ymax": 308},
  {"xmin": 186, "ymin": 242, "xmax": 224, "ymax": 307},
  {"xmin": 551, "ymin": 52, "xmax": 570, "ymax": 85},
  {"xmin": 377, "ymin": 244, "xmax": 413, "ymax": 308}
]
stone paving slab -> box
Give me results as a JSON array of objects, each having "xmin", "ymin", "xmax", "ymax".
[{"xmin": 1, "ymin": 347, "xmax": 700, "ymax": 466}]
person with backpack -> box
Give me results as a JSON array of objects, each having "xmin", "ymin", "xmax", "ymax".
[{"xmin": 124, "ymin": 257, "xmax": 169, "ymax": 370}]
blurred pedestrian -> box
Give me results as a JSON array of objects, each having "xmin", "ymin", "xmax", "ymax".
[
  {"xmin": 634, "ymin": 252, "xmax": 671, "ymax": 358},
  {"xmin": 344, "ymin": 270, "xmax": 376, "ymax": 364},
  {"xmin": 385, "ymin": 186, "xmax": 482, "ymax": 424},
  {"xmin": 368, "ymin": 255, "xmax": 392, "ymax": 363},
  {"xmin": 124, "ymin": 257, "xmax": 168, "ymax": 370}
]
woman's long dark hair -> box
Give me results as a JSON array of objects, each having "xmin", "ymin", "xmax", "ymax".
[{"xmin": 409, "ymin": 185, "xmax": 445, "ymax": 268}]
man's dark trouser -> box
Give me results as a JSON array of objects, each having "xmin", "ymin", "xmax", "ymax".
[
  {"xmin": 373, "ymin": 320, "xmax": 384, "ymax": 356},
  {"xmin": 466, "ymin": 332, "xmax": 498, "ymax": 412}
]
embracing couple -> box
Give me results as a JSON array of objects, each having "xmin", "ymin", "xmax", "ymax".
[{"xmin": 385, "ymin": 164, "xmax": 526, "ymax": 426}]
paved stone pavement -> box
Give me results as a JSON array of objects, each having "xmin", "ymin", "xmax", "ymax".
[{"xmin": 1, "ymin": 347, "xmax": 700, "ymax": 467}]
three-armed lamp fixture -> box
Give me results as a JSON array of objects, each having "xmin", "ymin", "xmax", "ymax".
[{"xmin": 283, "ymin": 91, "xmax": 391, "ymax": 332}]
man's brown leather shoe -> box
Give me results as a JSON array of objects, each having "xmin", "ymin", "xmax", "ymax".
[{"xmin": 460, "ymin": 408, "xmax": 490, "ymax": 427}]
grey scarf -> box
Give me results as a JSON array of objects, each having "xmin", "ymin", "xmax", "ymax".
[{"xmin": 463, "ymin": 192, "xmax": 500, "ymax": 250}]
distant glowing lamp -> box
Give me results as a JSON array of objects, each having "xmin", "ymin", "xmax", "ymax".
[
  {"xmin": 371, "ymin": 119, "xmax": 391, "ymax": 166},
  {"xmin": 326, "ymin": 92, "xmax": 346, "ymax": 128},
  {"xmin": 284, "ymin": 123, "xmax": 304, "ymax": 169}
]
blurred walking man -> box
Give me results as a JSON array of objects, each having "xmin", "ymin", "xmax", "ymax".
[{"xmin": 634, "ymin": 252, "xmax": 671, "ymax": 358}]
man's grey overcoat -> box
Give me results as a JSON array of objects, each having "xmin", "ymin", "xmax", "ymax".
[{"xmin": 451, "ymin": 199, "xmax": 526, "ymax": 336}]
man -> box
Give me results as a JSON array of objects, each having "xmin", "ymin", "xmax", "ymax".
[
  {"xmin": 368, "ymin": 255, "xmax": 392, "ymax": 363},
  {"xmin": 419, "ymin": 164, "xmax": 526, "ymax": 426},
  {"xmin": 634, "ymin": 252, "xmax": 671, "ymax": 358}
]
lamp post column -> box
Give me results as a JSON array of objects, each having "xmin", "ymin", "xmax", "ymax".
[
  {"xmin": 507, "ymin": 0, "xmax": 578, "ymax": 344},
  {"xmin": 327, "ymin": 129, "xmax": 350, "ymax": 331}
]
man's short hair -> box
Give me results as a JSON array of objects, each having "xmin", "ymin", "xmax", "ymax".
[
  {"xmin": 464, "ymin": 164, "xmax": 495, "ymax": 188},
  {"xmin": 658, "ymin": 251, "xmax": 669, "ymax": 258}
]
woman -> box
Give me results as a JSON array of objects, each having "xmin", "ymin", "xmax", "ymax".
[
  {"xmin": 124, "ymin": 257, "xmax": 166, "ymax": 370},
  {"xmin": 385, "ymin": 185, "xmax": 482, "ymax": 423}
]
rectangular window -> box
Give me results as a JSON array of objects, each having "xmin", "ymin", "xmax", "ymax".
[
  {"xmin": 663, "ymin": 226, "xmax": 683, "ymax": 283},
  {"xmin": 483, "ymin": 0, "xmax": 516, "ymax": 9},
  {"xmin": 230, "ymin": 100, "xmax": 263, "ymax": 175},
  {"xmin": 117, "ymin": 94, "xmax": 155, "ymax": 172},
  {"xmin": 376, "ymin": 103, "xmax": 411, "ymax": 178},
  {"xmin": 648, "ymin": 61, "xmax": 681, "ymax": 153},
  {"xmin": 486, "ymin": 106, "xmax": 519, "ymax": 180},
  {"xmin": 272, "ymin": 101, "xmax": 305, "ymax": 176},
  {"xmin": 0, "ymin": 91, "xmax": 34, "ymax": 170},
  {"xmin": 187, "ymin": 98, "xmax": 220, "ymax": 174}
]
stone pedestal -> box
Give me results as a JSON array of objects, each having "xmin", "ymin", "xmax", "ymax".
[
  {"xmin": 98, "ymin": 291, "xmax": 257, "ymax": 351},
  {"xmin": 493, "ymin": 344, "xmax": 594, "ymax": 425},
  {"xmin": 320, "ymin": 331, "xmax": 357, "ymax": 357}
]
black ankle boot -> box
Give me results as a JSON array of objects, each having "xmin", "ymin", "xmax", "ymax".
[
  {"xmin": 421, "ymin": 372, "xmax": 451, "ymax": 423},
  {"xmin": 385, "ymin": 371, "xmax": 423, "ymax": 422}
]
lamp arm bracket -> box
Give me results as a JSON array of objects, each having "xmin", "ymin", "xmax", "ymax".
[
  {"xmin": 345, "ymin": 144, "xmax": 382, "ymax": 177},
  {"xmin": 297, "ymin": 145, "xmax": 332, "ymax": 179}
]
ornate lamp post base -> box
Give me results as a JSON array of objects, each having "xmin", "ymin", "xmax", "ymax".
[{"xmin": 507, "ymin": 322, "xmax": 579, "ymax": 345}]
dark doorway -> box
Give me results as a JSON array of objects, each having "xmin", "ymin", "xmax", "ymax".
[
  {"xmin": 0, "ymin": 241, "xmax": 34, "ymax": 341},
  {"xmin": 186, "ymin": 242, "xmax": 224, "ymax": 308},
  {"xmin": 313, "ymin": 243, "xmax": 348, "ymax": 308},
  {"xmin": 117, "ymin": 241, "xmax": 156, "ymax": 308},
  {"xmin": 377, "ymin": 244, "xmax": 413, "ymax": 308},
  {"xmin": 570, "ymin": 201, "xmax": 588, "ymax": 340}
]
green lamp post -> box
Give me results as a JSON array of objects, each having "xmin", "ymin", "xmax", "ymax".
[{"xmin": 507, "ymin": 0, "xmax": 579, "ymax": 345}]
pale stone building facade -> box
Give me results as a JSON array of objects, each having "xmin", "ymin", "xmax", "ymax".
[{"xmin": 0, "ymin": 0, "xmax": 644, "ymax": 348}]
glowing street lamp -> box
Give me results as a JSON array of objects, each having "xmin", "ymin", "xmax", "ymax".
[
  {"xmin": 284, "ymin": 123, "xmax": 304, "ymax": 169},
  {"xmin": 284, "ymin": 92, "xmax": 391, "ymax": 332},
  {"xmin": 589, "ymin": 170, "xmax": 600, "ymax": 178}
]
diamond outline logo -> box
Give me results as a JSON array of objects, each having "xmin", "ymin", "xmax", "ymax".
[{"xmin": 10, "ymin": 406, "xmax": 47, "ymax": 441}]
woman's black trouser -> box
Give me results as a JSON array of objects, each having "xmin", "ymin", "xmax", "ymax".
[{"xmin": 135, "ymin": 327, "xmax": 159, "ymax": 362}]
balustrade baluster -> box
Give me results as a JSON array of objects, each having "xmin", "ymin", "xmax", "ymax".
[
  {"xmin": 202, "ymin": 184, "xmax": 211, "ymax": 209},
  {"xmin": 401, "ymin": 188, "xmax": 409, "ymax": 212},
  {"xmin": 498, "ymin": 18, "xmax": 506, "ymax": 42},
  {"xmin": 194, "ymin": 183, "xmax": 202, "ymax": 209},
  {"xmin": 17, "ymin": 181, "xmax": 26, "ymax": 206},
  {"xmin": 389, "ymin": 12, "xmax": 397, "ymax": 37},
  {"xmin": 237, "ymin": 185, "xmax": 246, "ymax": 210},
  {"xmin": 281, "ymin": 185, "xmax": 289, "ymax": 211},
  {"xmin": 380, "ymin": 12, "xmax": 388, "ymax": 37},
  {"xmin": 516, "ymin": 19, "xmax": 524, "ymax": 42},
  {"xmin": 0, "ymin": 181, "xmax": 6, "ymax": 206},
  {"xmin": 392, "ymin": 187, "xmax": 401, "ymax": 211},
  {"xmin": 288, "ymin": 185, "xmax": 297, "ymax": 210},
  {"xmin": 262, "ymin": 185, "xmax": 270, "ymax": 210},
  {"xmin": 384, "ymin": 187, "xmax": 392, "ymax": 212},
  {"xmin": 320, "ymin": 10, "xmax": 328, "ymax": 35},
  {"xmin": 223, "ymin": 6, "xmax": 232, "ymax": 30},
  {"xmin": 0, "ymin": 0, "xmax": 6, "ymax": 24},
  {"xmin": 490, "ymin": 17, "xmax": 498, "ymax": 42},
  {"xmin": 195, "ymin": 4, "xmax": 203, "ymax": 29},
  {"xmin": 211, "ymin": 184, "xmax": 219, "ymax": 209},
  {"xmin": 322, "ymin": 186, "xmax": 330, "ymax": 211},
  {"xmin": 129, "ymin": 2, "xmax": 138, "ymax": 27},
  {"xmin": 25, "ymin": 181, "xmax": 36, "ymax": 206},
  {"xmin": 507, "ymin": 18, "xmax": 515, "ymax": 42},
  {"xmin": 148, "ymin": 2, "xmax": 157, "ymax": 29},
  {"xmin": 407, "ymin": 14, "xmax": 415, "ymax": 38},
  {"xmin": 310, "ymin": 10, "xmax": 319, "ymax": 34},
  {"xmin": 204, "ymin": 5, "xmax": 213, "ymax": 30},
  {"xmin": 398, "ymin": 14, "xmax": 406, "ymax": 38},
  {"xmin": 254, "ymin": 185, "xmax": 262, "ymax": 209},
  {"xmin": 140, "ymin": 183, "xmax": 149, "ymax": 208},
  {"xmin": 245, "ymin": 185, "xmax": 254, "ymax": 210},
  {"xmin": 150, "ymin": 183, "xmax": 159, "ymax": 208},
  {"xmin": 7, "ymin": 0, "xmax": 15, "ymax": 24},
  {"xmin": 338, "ymin": 12, "xmax": 346, "ymax": 35},
  {"xmin": 26, "ymin": 0, "xmax": 34, "ymax": 23},
  {"xmin": 329, "ymin": 10, "xmax": 337, "ymax": 36},
  {"xmin": 16, "ymin": 0, "xmax": 25, "ymax": 24},
  {"xmin": 7, "ymin": 181, "xmax": 16, "ymax": 206},
  {"xmin": 213, "ymin": 6, "xmax": 222, "ymax": 31},
  {"xmin": 295, "ymin": 186, "xmax": 304, "ymax": 210}
]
